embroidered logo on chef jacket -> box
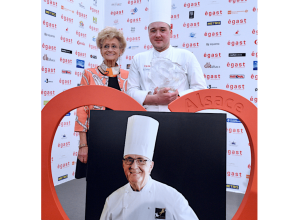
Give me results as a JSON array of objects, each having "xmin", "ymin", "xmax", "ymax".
[
  {"xmin": 143, "ymin": 64, "xmax": 151, "ymax": 71},
  {"xmin": 155, "ymin": 208, "xmax": 166, "ymax": 219}
]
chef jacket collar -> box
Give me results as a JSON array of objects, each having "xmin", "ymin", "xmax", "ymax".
[
  {"xmin": 125, "ymin": 176, "xmax": 153, "ymax": 193},
  {"xmin": 153, "ymin": 45, "xmax": 172, "ymax": 58}
]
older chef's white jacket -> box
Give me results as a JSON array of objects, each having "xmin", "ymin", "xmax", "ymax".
[
  {"xmin": 100, "ymin": 177, "xmax": 198, "ymax": 220},
  {"xmin": 127, "ymin": 45, "xmax": 207, "ymax": 112}
]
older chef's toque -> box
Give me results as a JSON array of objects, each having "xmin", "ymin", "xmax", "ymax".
[
  {"xmin": 123, "ymin": 115, "xmax": 159, "ymax": 161},
  {"xmin": 149, "ymin": 0, "xmax": 171, "ymax": 27}
]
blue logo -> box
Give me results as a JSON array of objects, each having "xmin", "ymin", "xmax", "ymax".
[
  {"xmin": 76, "ymin": 59, "xmax": 85, "ymax": 69},
  {"xmin": 92, "ymin": 36, "xmax": 96, "ymax": 42},
  {"xmin": 189, "ymin": 32, "xmax": 196, "ymax": 38},
  {"xmin": 45, "ymin": 9, "xmax": 56, "ymax": 17},
  {"xmin": 65, "ymin": 112, "xmax": 71, "ymax": 116},
  {"xmin": 253, "ymin": 61, "xmax": 258, "ymax": 70},
  {"xmin": 207, "ymin": 21, "xmax": 221, "ymax": 26},
  {"xmin": 131, "ymin": 7, "xmax": 138, "ymax": 15},
  {"xmin": 226, "ymin": 118, "xmax": 241, "ymax": 123},
  {"xmin": 128, "ymin": 46, "xmax": 139, "ymax": 49},
  {"xmin": 172, "ymin": 4, "xmax": 177, "ymax": 9}
]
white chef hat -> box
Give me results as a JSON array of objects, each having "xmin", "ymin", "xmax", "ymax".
[
  {"xmin": 149, "ymin": 0, "xmax": 171, "ymax": 27},
  {"xmin": 123, "ymin": 115, "xmax": 159, "ymax": 161}
]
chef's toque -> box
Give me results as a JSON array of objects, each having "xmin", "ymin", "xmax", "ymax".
[
  {"xmin": 123, "ymin": 115, "xmax": 159, "ymax": 161},
  {"xmin": 149, "ymin": 0, "xmax": 171, "ymax": 27}
]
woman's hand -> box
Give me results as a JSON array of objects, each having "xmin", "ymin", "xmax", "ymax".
[{"xmin": 78, "ymin": 146, "xmax": 88, "ymax": 164}]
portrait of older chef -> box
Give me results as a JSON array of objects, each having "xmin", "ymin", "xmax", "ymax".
[
  {"xmin": 100, "ymin": 115, "xmax": 198, "ymax": 220},
  {"xmin": 127, "ymin": 0, "xmax": 207, "ymax": 112}
]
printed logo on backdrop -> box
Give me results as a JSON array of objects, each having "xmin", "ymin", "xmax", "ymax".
[
  {"xmin": 189, "ymin": 33, "xmax": 196, "ymax": 38},
  {"xmin": 183, "ymin": 22, "xmax": 200, "ymax": 28},
  {"xmin": 79, "ymin": 2, "xmax": 85, "ymax": 9},
  {"xmin": 62, "ymin": 70, "xmax": 72, "ymax": 74},
  {"xmin": 189, "ymin": 11, "xmax": 194, "ymax": 19},
  {"xmin": 61, "ymin": 48, "xmax": 72, "ymax": 54},
  {"xmin": 43, "ymin": 100, "xmax": 49, "ymax": 105},
  {"xmin": 227, "ymin": 40, "xmax": 246, "ymax": 46},
  {"xmin": 113, "ymin": 19, "xmax": 119, "ymax": 25},
  {"xmin": 90, "ymin": 55, "xmax": 97, "ymax": 59},
  {"xmin": 208, "ymin": 84, "xmax": 217, "ymax": 89},
  {"xmin": 76, "ymin": 11, "xmax": 88, "ymax": 19},
  {"xmin": 45, "ymin": 78, "xmax": 53, "ymax": 83},
  {"xmin": 254, "ymin": 39, "xmax": 257, "ymax": 45},
  {"xmin": 93, "ymin": 16, "xmax": 97, "ymax": 24},
  {"xmin": 204, "ymin": 52, "xmax": 221, "ymax": 58},
  {"xmin": 61, "ymin": 5, "xmax": 74, "ymax": 14},
  {"xmin": 44, "ymin": 33, "xmax": 55, "ymax": 38},
  {"xmin": 227, "ymin": 62, "xmax": 245, "ymax": 68},
  {"xmin": 184, "ymin": 2, "xmax": 200, "ymax": 8},
  {"xmin": 44, "ymin": 0, "xmax": 58, "ymax": 7},
  {"xmin": 226, "ymin": 184, "xmax": 239, "ymax": 190},
  {"xmin": 92, "ymin": 36, "xmax": 96, "ymax": 42},
  {"xmin": 59, "ymin": 78, "xmax": 72, "ymax": 85},
  {"xmin": 61, "ymin": 14, "xmax": 73, "ymax": 23},
  {"xmin": 252, "ymin": 29, "xmax": 258, "ymax": 35},
  {"xmin": 93, "ymin": 0, "xmax": 97, "ymax": 7},
  {"xmin": 226, "ymin": 84, "xmax": 245, "ymax": 90},
  {"xmin": 58, "ymin": 174, "xmax": 68, "ymax": 181},
  {"xmin": 172, "ymin": 3, "xmax": 177, "ymax": 9},
  {"xmin": 144, "ymin": 44, "xmax": 153, "ymax": 50},
  {"xmin": 65, "ymin": 27, "xmax": 69, "ymax": 33},
  {"xmin": 76, "ymin": 59, "xmax": 85, "ymax": 69},
  {"xmin": 207, "ymin": 21, "xmax": 221, "ymax": 26},
  {"xmin": 228, "ymin": 150, "xmax": 242, "ymax": 156},
  {"xmin": 228, "ymin": 19, "xmax": 246, "ymax": 25},
  {"xmin": 79, "ymin": 21, "xmax": 84, "ymax": 28},
  {"xmin": 204, "ymin": 74, "xmax": 221, "ymax": 80},
  {"xmin": 204, "ymin": 32, "xmax": 222, "ymax": 37},
  {"xmin": 42, "ymin": 66, "xmax": 56, "ymax": 74},
  {"xmin": 229, "ymin": 74, "xmax": 245, "ymax": 79},
  {"xmin": 172, "ymin": 45, "xmax": 178, "ymax": 48},
  {"xmin": 127, "ymin": 18, "xmax": 141, "ymax": 23},
  {"xmin": 60, "ymin": 36, "xmax": 73, "ymax": 44},
  {"xmin": 126, "ymin": 37, "xmax": 140, "ymax": 42},
  {"xmin": 182, "ymin": 42, "xmax": 199, "ymax": 48},
  {"xmin": 250, "ymin": 96, "xmax": 257, "ymax": 104},
  {"xmin": 75, "ymin": 50, "xmax": 86, "ymax": 58},
  {"xmin": 228, "ymin": 10, "xmax": 248, "ymax": 14},
  {"xmin": 43, "ymin": 20, "xmax": 57, "ymax": 29},
  {"xmin": 131, "ymin": 7, "xmax": 138, "ymax": 15},
  {"xmin": 41, "ymin": 89, "xmax": 55, "ymax": 96},
  {"xmin": 229, "ymin": 53, "xmax": 246, "ymax": 57},
  {"xmin": 111, "ymin": 3, "xmax": 122, "ymax": 6},
  {"xmin": 90, "ymin": 6, "xmax": 99, "ymax": 14},
  {"xmin": 128, "ymin": 0, "xmax": 142, "ymax": 5},
  {"xmin": 171, "ymin": 33, "xmax": 179, "ymax": 39},
  {"xmin": 76, "ymin": 30, "xmax": 87, "ymax": 38},
  {"xmin": 253, "ymin": 7, "xmax": 258, "ymax": 12},
  {"xmin": 206, "ymin": 43, "xmax": 220, "ymax": 46},
  {"xmin": 45, "ymin": 9, "xmax": 56, "ymax": 17},
  {"xmin": 251, "ymin": 74, "xmax": 258, "ymax": 80},
  {"xmin": 205, "ymin": 10, "xmax": 222, "ymax": 16},
  {"xmin": 204, "ymin": 62, "xmax": 220, "ymax": 68},
  {"xmin": 227, "ymin": 118, "xmax": 241, "ymax": 123},
  {"xmin": 228, "ymin": 0, "xmax": 247, "ymax": 4},
  {"xmin": 171, "ymin": 14, "xmax": 179, "ymax": 20},
  {"xmin": 131, "ymin": 27, "xmax": 135, "ymax": 33},
  {"xmin": 229, "ymin": 141, "xmax": 238, "ymax": 147},
  {"xmin": 128, "ymin": 46, "xmax": 139, "ymax": 50},
  {"xmin": 227, "ymin": 127, "xmax": 244, "ymax": 134},
  {"xmin": 253, "ymin": 61, "xmax": 257, "ymax": 70},
  {"xmin": 43, "ymin": 54, "xmax": 55, "ymax": 62}
]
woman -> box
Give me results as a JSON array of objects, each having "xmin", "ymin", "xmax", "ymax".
[{"xmin": 74, "ymin": 26, "xmax": 128, "ymax": 178}]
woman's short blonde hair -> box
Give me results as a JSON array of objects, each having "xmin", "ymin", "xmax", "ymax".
[{"xmin": 96, "ymin": 26, "xmax": 127, "ymax": 55}]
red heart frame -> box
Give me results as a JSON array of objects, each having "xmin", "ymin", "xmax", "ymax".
[{"xmin": 41, "ymin": 86, "xmax": 257, "ymax": 220}]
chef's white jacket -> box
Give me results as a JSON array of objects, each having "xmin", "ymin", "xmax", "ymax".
[
  {"xmin": 127, "ymin": 45, "xmax": 207, "ymax": 112},
  {"xmin": 100, "ymin": 177, "xmax": 199, "ymax": 220}
]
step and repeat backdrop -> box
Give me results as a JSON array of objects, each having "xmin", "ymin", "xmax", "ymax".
[{"xmin": 41, "ymin": 0, "xmax": 257, "ymax": 193}]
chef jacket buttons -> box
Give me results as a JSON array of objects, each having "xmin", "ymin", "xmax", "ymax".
[{"xmin": 148, "ymin": 207, "xmax": 150, "ymax": 209}]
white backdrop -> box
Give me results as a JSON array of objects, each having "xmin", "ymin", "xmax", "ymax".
[{"xmin": 41, "ymin": 0, "xmax": 257, "ymax": 193}]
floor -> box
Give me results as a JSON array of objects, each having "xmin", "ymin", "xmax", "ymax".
[{"xmin": 55, "ymin": 178, "xmax": 244, "ymax": 220}]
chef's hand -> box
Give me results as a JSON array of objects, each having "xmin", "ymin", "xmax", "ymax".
[
  {"xmin": 78, "ymin": 146, "xmax": 88, "ymax": 164},
  {"xmin": 154, "ymin": 87, "xmax": 179, "ymax": 105}
]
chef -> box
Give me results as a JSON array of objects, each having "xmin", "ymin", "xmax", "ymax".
[
  {"xmin": 127, "ymin": 0, "xmax": 207, "ymax": 112},
  {"xmin": 100, "ymin": 115, "xmax": 198, "ymax": 220}
]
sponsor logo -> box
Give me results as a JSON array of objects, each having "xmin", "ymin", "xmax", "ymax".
[
  {"xmin": 226, "ymin": 184, "xmax": 239, "ymax": 189},
  {"xmin": 172, "ymin": 45, "xmax": 178, "ymax": 48},
  {"xmin": 255, "ymin": 88, "xmax": 258, "ymax": 92},
  {"xmin": 144, "ymin": 44, "xmax": 153, "ymax": 50},
  {"xmin": 111, "ymin": 2, "xmax": 122, "ymax": 6},
  {"xmin": 189, "ymin": 32, "xmax": 196, "ymax": 38},
  {"xmin": 172, "ymin": 3, "xmax": 177, "ymax": 9},
  {"xmin": 126, "ymin": 37, "xmax": 140, "ymax": 42},
  {"xmin": 251, "ymin": 74, "xmax": 258, "ymax": 80},
  {"xmin": 207, "ymin": 21, "xmax": 221, "ymax": 26},
  {"xmin": 89, "ymin": 43, "xmax": 98, "ymax": 50},
  {"xmin": 227, "ymin": 40, "xmax": 246, "ymax": 46},
  {"xmin": 41, "ymin": 89, "xmax": 55, "ymax": 96},
  {"xmin": 89, "ymin": 25, "xmax": 99, "ymax": 32},
  {"xmin": 145, "ymin": 7, "xmax": 148, "ymax": 11},
  {"xmin": 66, "ymin": 0, "xmax": 74, "ymax": 3},
  {"xmin": 93, "ymin": 16, "xmax": 97, "ymax": 24},
  {"xmin": 171, "ymin": 14, "xmax": 179, "ymax": 20},
  {"xmin": 45, "ymin": 78, "xmax": 53, "ymax": 83},
  {"xmin": 62, "ymin": 70, "xmax": 71, "ymax": 74},
  {"xmin": 254, "ymin": 39, "xmax": 258, "ymax": 45},
  {"xmin": 113, "ymin": 19, "xmax": 119, "ymax": 25},
  {"xmin": 208, "ymin": 0, "xmax": 220, "ymax": 4},
  {"xmin": 65, "ymin": 27, "xmax": 69, "ymax": 33},
  {"xmin": 230, "ymin": 74, "xmax": 245, "ymax": 79},
  {"xmin": 253, "ymin": 61, "xmax": 258, "ymax": 70},
  {"xmin": 229, "ymin": 141, "xmax": 237, "ymax": 146},
  {"xmin": 75, "ymin": 71, "xmax": 82, "ymax": 77},
  {"xmin": 228, "ymin": 19, "xmax": 246, "ymax": 25},
  {"xmin": 90, "ymin": 54, "xmax": 97, "ymax": 59},
  {"xmin": 61, "ymin": 48, "xmax": 72, "ymax": 54},
  {"xmin": 73, "ymin": 151, "xmax": 78, "ymax": 156},
  {"xmin": 60, "ymin": 57, "xmax": 72, "ymax": 64},
  {"xmin": 44, "ymin": 33, "xmax": 55, "ymax": 38},
  {"xmin": 226, "ymin": 84, "xmax": 245, "ymax": 90},
  {"xmin": 131, "ymin": 27, "xmax": 135, "ymax": 33},
  {"xmin": 61, "ymin": 134, "xmax": 67, "ymax": 139},
  {"xmin": 252, "ymin": 29, "xmax": 258, "ymax": 35},
  {"xmin": 131, "ymin": 7, "xmax": 138, "ymax": 15},
  {"xmin": 234, "ymin": 30, "xmax": 240, "ymax": 36},
  {"xmin": 90, "ymin": 6, "xmax": 99, "ymax": 14},
  {"xmin": 250, "ymin": 96, "xmax": 258, "ymax": 103},
  {"xmin": 61, "ymin": 14, "xmax": 73, "ymax": 23},
  {"xmin": 111, "ymin": 10, "xmax": 123, "ymax": 16},
  {"xmin": 204, "ymin": 74, "xmax": 221, "ymax": 80},
  {"xmin": 58, "ymin": 174, "xmax": 68, "ymax": 181},
  {"xmin": 229, "ymin": 0, "xmax": 248, "ymax": 3},
  {"xmin": 227, "ymin": 118, "xmax": 241, "ymax": 123},
  {"xmin": 59, "ymin": 78, "xmax": 72, "ymax": 85},
  {"xmin": 88, "ymin": 62, "xmax": 98, "ymax": 68},
  {"xmin": 126, "ymin": 55, "xmax": 134, "ymax": 60},
  {"xmin": 204, "ymin": 62, "xmax": 220, "ymax": 68},
  {"xmin": 128, "ymin": 46, "xmax": 139, "ymax": 49},
  {"xmin": 61, "ymin": 5, "xmax": 74, "ymax": 13},
  {"xmin": 45, "ymin": 9, "xmax": 56, "ymax": 17},
  {"xmin": 189, "ymin": 11, "xmax": 194, "ymax": 19},
  {"xmin": 251, "ymin": 51, "xmax": 258, "ymax": 58},
  {"xmin": 42, "ymin": 43, "xmax": 56, "ymax": 52},
  {"xmin": 171, "ymin": 33, "xmax": 179, "ymax": 39},
  {"xmin": 58, "ymin": 121, "xmax": 71, "ymax": 127},
  {"xmin": 128, "ymin": 0, "xmax": 141, "ymax": 5},
  {"xmin": 77, "ymin": 40, "xmax": 85, "ymax": 46},
  {"xmin": 204, "ymin": 52, "xmax": 221, "ymax": 58},
  {"xmin": 44, "ymin": 0, "xmax": 58, "ymax": 7},
  {"xmin": 207, "ymin": 84, "xmax": 217, "ymax": 89},
  {"xmin": 205, "ymin": 10, "xmax": 222, "ymax": 16},
  {"xmin": 253, "ymin": 7, "xmax": 258, "ymax": 12},
  {"xmin": 79, "ymin": 21, "xmax": 84, "ymax": 28},
  {"xmin": 127, "ymin": 17, "xmax": 141, "ymax": 23},
  {"xmin": 57, "ymin": 162, "xmax": 70, "ymax": 169},
  {"xmin": 93, "ymin": 0, "xmax": 97, "ymax": 6},
  {"xmin": 43, "ymin": 100, "xmax": 49, "ymax": 105},
  {"xmin": 126, "ymin": 64, "xmax": 131, "ymax": 69},
  {"xmin": 227, "ymin": 171, "xmax": 242, "ymax": 178},
  {"xmin": 42, "ymin": 20, "xmax": 57, "ymax": 29},
  {"xmin": 227, "ymin": 62, "xmax": 245, "ymax": 68},
  {"xmin": 76, "ymin": 30, "xmax": 87, "ymax": 38},
  {"xmin": 79, "ymin": 2, "xmax": 85, "ymax": 9},
  {"xmin": 248, "ymin": 164, "xmax": 251, "ymax": 169},
  {"xmin": 184, "ymin": 2, "xmax": 200, "ymax": 8},
  {"xmin": 42, "ymin": 66, "xmax": 56, "ymax": 74},
  {"xmin": 228, "ymin": 10, "xmax": 248, "ymax": 14},
  {"xmin": 204, "ymin": 32, "xmax": 222, "ymax": 37},
  {"xmin": 76, "ymin": 59, "xmax": 85, "ymax": 69},
  {"xmin": 76, "ymin": 10, "xmax": 88, "ymax": 19},
  {"xmin": 183, "ymin": 22, "xmax": 200, "ymax": 28},
  {"xmin": 229, "ymin": 53, "xmax": 246, "ymax": 57},
  {"xmin": 66, "ymin": 112, "xmax": 71, "ymax": 116},
  {"xmin": 43, "ymin": 54, "xmax": 55, "ymax": 62},
  {"xmin": 60, "ymin": 36, "xmax": 73, "ymax": 44},
  {"xmin": 206, "ymin": 43, "xmax": 220, "ymax": 46},
  {"xmin": 182, "ymin": 42, "xmax": 199, "ymax": 48},
  {"xmin": 228, "ymin": 150, "xmax": 242, "ymax": 156}
]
